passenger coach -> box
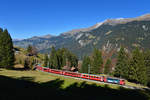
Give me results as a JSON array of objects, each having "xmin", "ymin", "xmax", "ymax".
[{"xmin": 35, "ymin": 65, "xmax": 125, "ymax": 85}]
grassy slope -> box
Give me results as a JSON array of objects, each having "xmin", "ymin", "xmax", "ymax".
[
  {"xmin": 0, "ymin": 68, "xmax": 150, "ymax": 100},
  {"xmin": 0, "ymin": 68, "xmax": 116, "ymax": 88},
  {"xmin": 0, "ymin": 68, "xmax": 148, "ymax": 89},
  {"xmin": 14, "ymin": 46, "xmax": 44, "ymax": 69}
]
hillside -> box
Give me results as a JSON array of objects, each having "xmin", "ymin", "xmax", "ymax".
[
  {"xmin": 13, "ymin": 14, "xmax": 150, "ymax": 59},
  {"xmin": 14, "ymin": 47, "xmax": 44, "ymax": 69}
]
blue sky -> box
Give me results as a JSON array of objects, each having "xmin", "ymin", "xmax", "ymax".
[{"xmin": 0, "ymin": 0, "xmax": 150, "ymax": 39}]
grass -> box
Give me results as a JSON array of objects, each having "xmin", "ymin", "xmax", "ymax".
[
  {"xmin": 0, "ymin": 68, "xmax": 117, "ymax": 89},
  {"xmin": 0, "ymin": 68, "xmax": 148, "ymax": 89},
  {"xmin": 0, "ymin": 68, "xmax": 150, "ymax": 100},
  {"xmin": 99, "ymin": 73, "xmax": 149, "ymax": 89},
  {"xmin": 126, "ymin": 80, "xmax": 148, "ymax": 88}
]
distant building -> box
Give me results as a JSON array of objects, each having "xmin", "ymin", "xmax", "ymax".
[{"xmin": 13, "ymin": 47, "xmax": 20, "ymax": 55}]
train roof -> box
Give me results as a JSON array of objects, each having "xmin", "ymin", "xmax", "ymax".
[
  {"xmin": 36, "ymin": 66, "xmax": 125, "ymax": 80},
  {"xmin": 81, "ymin": 73, "xmax": 125, "ymax": 80}
]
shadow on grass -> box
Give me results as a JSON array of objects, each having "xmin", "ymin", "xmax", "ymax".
[
  {"xmin": 5, "ymin": 68, "xmax": 27, "ymax": 71},
  {"xmin": 0, "ymin": 75, "xmax": 150, "ymax": 100},
  {"xmin": 19, "ymin": 76, "xmax": 35, "ymax": 82}
]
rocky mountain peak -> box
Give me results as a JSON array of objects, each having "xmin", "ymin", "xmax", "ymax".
[
  {"xmin": 103, "ymin": 14, "xmax": 150, "ymax": 25},
  {"xmin": 62, "ymin": 22, "xmax": 104, "ymax": 36},
  {"xmin": 41, "ymin": 34, "xmax": 54, "ymax": 38},
  {"xmin": 62, "ymin": 14, "xmax": 150, "ymax": 36}
]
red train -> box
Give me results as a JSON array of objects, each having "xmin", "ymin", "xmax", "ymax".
[{"xmin": 35, "ymin": 65, "xmax": 125, "ymax": 85}]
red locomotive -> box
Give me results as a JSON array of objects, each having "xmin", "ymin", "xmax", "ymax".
[{"xmin": 35, "ymin": 65, "xmax": 125, "ymax": 85}]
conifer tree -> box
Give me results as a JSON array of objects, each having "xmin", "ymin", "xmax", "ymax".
[
  {"xmin": 57, "ymin": 48, "xmax": 69, "ymax": 69},
  {"xmin": 104, "ymin": 59, "xmax": 112, "ymax": 75},
  {"xmin": 114, "ymin": 47, "xmax": 129, "ymax": 78},
  {"xmin": 49, "ymin": 46, "xmax": 57, "ymax": 69},
  {"xmin": 128, "ymin": 48, "xmax": 147, "ymax": 85},
  {"xmin": 27, "ymin": 45, "xmax": 32, "ymax": 54},
  {"xmin": 61, "ymin": 48, "xmax": 67, "ymax": 67},
  {"xmin": 43, "ymin": 53, "xmax": 48, "ymax": 67},
  {"xmin": 0, "ymin": 29, "xmax": 15, "ymax": 68},
  {"xmin": 70, "ymin": 54, "xmax": 78, "ymax": 68},
  {"xmin": 91, "ymin": 48, "xmax": 103, "ymax": 74},
  {"xmin": 56, "ymin": 48, "xmax": 65, "ymax": 69},
  {"xmin": 144, "ymin": 50, "xmax": 150, "ymax": 86},
  {"xmin": 48, "ymin": 47, "xmax": 78, "ymax": 70},
  {"xmin": 0, "ymin": 29, "xmax": 3, "ymax": 65},
  {"xmin": 0, "ymin": 28, "xmax": 3, "ymax": 33},
  {"xmin": 65, "ymin": 49, "xmax": 78, "ymax": 69},
  {"xmin": 80, "ymin": 56, "xmax": 91, "ymax": 73},
  {"xmin": 27, "ymin": 45, "xmax": 37, "ymax": 56}
]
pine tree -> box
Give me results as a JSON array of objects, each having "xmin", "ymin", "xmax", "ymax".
[
  {"xmin": 70, "ymin": 54, "xmax": 78, "ymax": 68},
  {"xmin": 49, "ymin": 46, "xmax": 57, "ymax": 69},
  {"xmin": 57, "ymin": 48, "xmax": 68, "ymax": 69},
  {"xmin": 0, "ymin": 28, "xmax": 3, "ymax": 33},
  {"xmin": 43, "ymin": 53, "xmax": 48, "ymax": 67},
  {"xmin": 128, "ymin": 48, "xmax": 147, "ymax": 85},
  {"xmin": 91, "ymin": 48, "xmax": 103, "ymax": 74},
  {"xmin": 114, "ymin": 47, "xmax": 129, "ymax": 78},
  {"xmin": 56, "ymin": 49, "xmax": 64, "ymax": 69},
  {"xmin": 65, "ymin": 49, "xmax": 78, "ymax": 69},
  {"xmin": 26, "ymin": 45, "xmax": 37, "ymax": 56},
  {"xmin": 27, "ymin": 45, "xmax": 32, "ymax": 55},
  {"xmin": 80, "ymin": 56, "xmax": 91, "ymax": 73},
  {"xmin": 48, "ymin": 47, "xmax": 78, "ymax": 70},
  {"xmin": 0, "ymin": 29, "xmax": 15, "ymax": 68},
  {"xmin": 144, "ymin": 50, "xmax": 150, "ymax": 86},
  {"xmin": 61, "ymin": 48, "xmax": 67, "ymax": 67},
  {"xmin": 0, "ymin": 29, "xmax": 3, "ymax": 65},
  {"xmin": 104, "ymin": 59, "xmax": 112, "ymax": 75}
]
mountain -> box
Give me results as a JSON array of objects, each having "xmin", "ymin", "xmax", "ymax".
[
  {"xmin": 13, "ymin": 14, "xmax": 150, "ymax": 59},
  {"xmin": 62, "ymin": 22, "xmax": 103, "ymax": 35}
]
